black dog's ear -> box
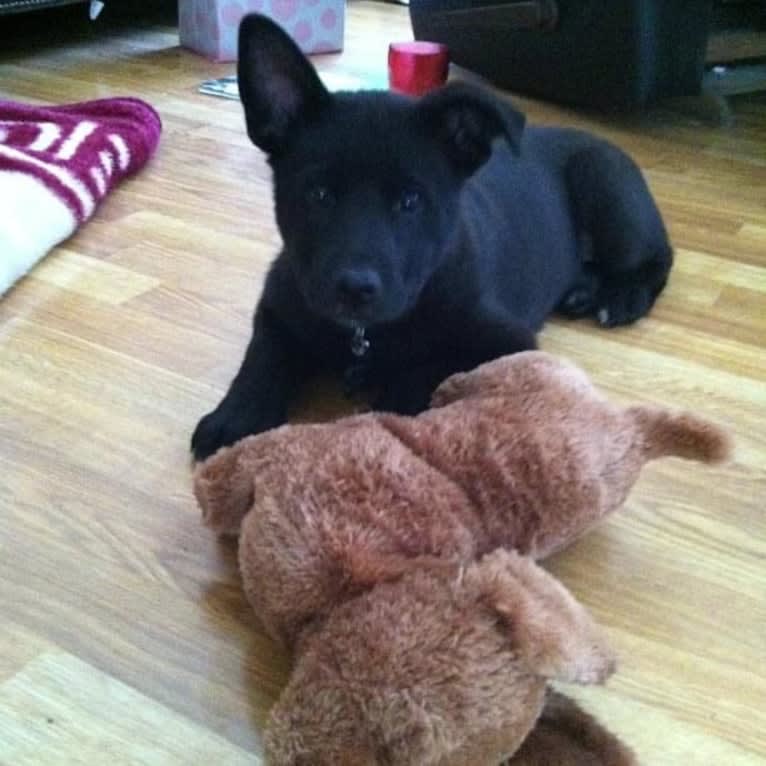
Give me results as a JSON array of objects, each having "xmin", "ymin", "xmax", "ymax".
[
  {"xmin": 417, "ymin": 83, "xmax": 526, "ymax": 175},
  {"xmin": 237, "ymin": 14, "xmax": 331, "ymax": 155}
]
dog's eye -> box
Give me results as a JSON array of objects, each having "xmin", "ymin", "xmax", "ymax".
[
  {"xmin": 395, "ymin": 189, "xmax": 421, "ymax": 213},
  {"xmin": 307, "ymin": 184, "xmax": 333, "ymax": 206}
]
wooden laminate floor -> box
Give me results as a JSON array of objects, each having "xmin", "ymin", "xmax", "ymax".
[{"xmin": 0, "ymin": 2, "xmax": 764, "ymax": 764}]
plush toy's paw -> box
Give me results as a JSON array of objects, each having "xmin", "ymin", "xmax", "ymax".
[{"xmin": 570, "ymin": 642, "xmax": 617, "ymax": 685}]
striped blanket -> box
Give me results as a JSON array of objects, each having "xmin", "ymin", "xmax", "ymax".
[{"xmin": 0, "ymin": 97, "xmax": 161, "ymax": 295}]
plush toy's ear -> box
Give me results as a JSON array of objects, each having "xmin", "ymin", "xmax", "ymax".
[
  {"xmin": 430, "ymin": 349, "xmax": 543, "ymax": 408},
  {"xmin": 417, "ymin": 83, "xmax": 526, "ymax": 176},
  {"xmin": 470, "ymin": 550, "xmax": 616, "ymax": 684},
  {"xmin": 193, "ymin": 438, "xmax": 257, "ymax": 536},
  {"xmin": 429, "ymin": 368, "xmax": 473, "ymax": 408},
  {"xmin": 237, "ymin": 14, "xmax": 331, "ymax": 155}
]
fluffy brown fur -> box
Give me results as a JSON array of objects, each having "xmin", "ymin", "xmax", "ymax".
[
  {"xmin": 194, "ymin": 351, "xmax": 730, "ymax": 764},
  {"xmin": 264, "ymin": 551, "xmax": 616, "ymax": 766}
]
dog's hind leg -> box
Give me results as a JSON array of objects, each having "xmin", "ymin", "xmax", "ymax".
[{"xmin": 559, "ymin": 143, "xmax": 673, "ymax": 327}]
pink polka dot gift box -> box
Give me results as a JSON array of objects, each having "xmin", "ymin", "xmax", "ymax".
[{"xmin": 179, "ymin": 0, "xmax": 345, "ymax": 61}]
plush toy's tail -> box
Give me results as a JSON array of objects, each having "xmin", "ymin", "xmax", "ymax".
[
  {"xmin": 629, "ymin": 406, "xmax": 732, "ymax": 465},
  {"xmin": 193, "ymin": 440, "xmax": 256, "ymax": 536}
]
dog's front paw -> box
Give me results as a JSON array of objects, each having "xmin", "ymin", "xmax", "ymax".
[
  {"xmin": 191, "ymin": 409, "xmax": 239, "ymax": 462},
  {"xmin": 374, "ymin": 376, "xmax": 433, "ymax": 415},
  {"xmin": 191, "ymin": 404, "xmax": 283, "ymax": 462}
]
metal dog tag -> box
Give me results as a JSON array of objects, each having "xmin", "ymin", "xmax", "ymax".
[{"xmin": 351, "ymin": 325, "xmax": 370, "ymax": 357}]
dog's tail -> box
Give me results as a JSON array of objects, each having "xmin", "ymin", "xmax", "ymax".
[
  {"xmin": 628, "ymin": 406, "xmax": 732, "ymax": 465},
  {"xmin": 193, "ymin": 438, "xmax": 257, "ymax": 536}
]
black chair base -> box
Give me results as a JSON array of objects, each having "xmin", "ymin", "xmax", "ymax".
[{"xmin": 410, "ymin": 0, "xmax": 714, "ymax": 109}]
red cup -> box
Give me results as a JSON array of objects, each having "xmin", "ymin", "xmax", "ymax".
[{"xmin": 388, "ymin": 41, "xmax": 450, "ymax": 97}]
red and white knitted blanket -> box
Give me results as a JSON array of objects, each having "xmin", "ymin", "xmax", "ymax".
[{"xmin": 0, "ymin": 97, "xmax": 161, "ymax": 295}]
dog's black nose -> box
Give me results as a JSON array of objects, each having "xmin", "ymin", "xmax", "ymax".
[{"xmin": 335, "ymin": 269, "xmax": 382, "ymax": 309}]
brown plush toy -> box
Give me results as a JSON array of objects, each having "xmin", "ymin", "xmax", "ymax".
[{"xmin": 194, "ymin": 351, "xmax": 730, "ymax": 765}]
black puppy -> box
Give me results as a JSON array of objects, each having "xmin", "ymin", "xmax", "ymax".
[{"xmin": 191, "ymin": 14, "xmax": 672, "ymax": 460}]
